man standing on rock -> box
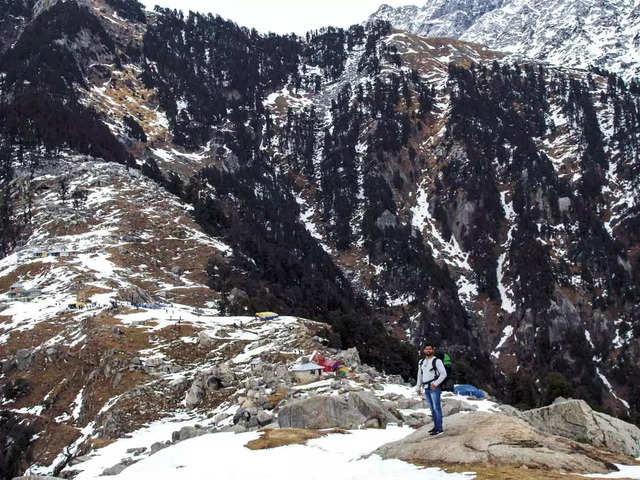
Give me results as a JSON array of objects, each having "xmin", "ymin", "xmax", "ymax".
[{"xmin": 416, "ymin": 343, "xmax": 447, "ymax": 435}]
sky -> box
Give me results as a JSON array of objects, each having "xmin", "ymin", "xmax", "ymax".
[{"xmin": 139, "ymin": 0, "xmax": 419, "ymax": 35}]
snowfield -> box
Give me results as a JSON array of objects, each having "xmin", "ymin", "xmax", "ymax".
[{"xmin": 68, "ymin": 425, "xmax": 476, "ymax": 480}]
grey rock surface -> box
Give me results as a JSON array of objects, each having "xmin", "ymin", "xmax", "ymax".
[
  {"xmin": 441, "ymin": 397, "xmax": 478, "ymax": 417},
  {"xmin": 118, "ymin": 285, "xmax": 153, "ymax": 305},
  {"xmin": 171, "ymin": 426, "xmax": 203, "ymax": 443},
  {"xmin": 497, "ymin": 404, "xmax": 525, "ymax": 419},
  {"xmin": 278, "ymin": 395, "xmax": 366, "ymax": 429},
  {"xmin": 256, "ymin": 410, "xmax": 273, "ymax": 426},
  {"xmin": 15, "ymin": 349, "xmax": 33, "ymax": 371},
  {"xmin": 335, "ymin": 347, "xmax": 361, "ymax": 368},
  {"xmin": 101, "ymin": 457, "xmax": 137, "ymax": 476},
  {"xmin": 185, "ymin": 363, "xmax": 237, "ymax": 408},
  {"xmin": 521, "ymin": 398, "xmax": 640, "ymax": 457},
  {"xmin": 149, "ymin": 441, "xmax": 168, "ymax": 455},
  {"xmin": 347, "ymin": 390, "xmax": 398, "ymax": 428},
  {"xmin": 374, "ymin": 412, "xmax": 621, "ymax": 474},
  {"xmin": 198, "ymin": 331, "xmax": 215, "ymax": 348}
]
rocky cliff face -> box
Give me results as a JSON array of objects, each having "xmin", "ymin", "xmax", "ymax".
[
  {"xmin": 371, "ymin": 0, "xmax": 640, "ymax": 80},
  {"xmin": 1, "ymin": 1, "xmax": 640, "ymax": 475}
]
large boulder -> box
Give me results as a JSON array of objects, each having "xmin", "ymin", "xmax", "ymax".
[
  {"xmin": 208, "ymin": 364, "xmax": 236, "ymax": 388},
  {"xmin": 397, "ymin": 396, "xmax": 423, "ymax": 409},
  {"xmin": 198, "ymin": 331, "xmax": 215, "ymax": 348},
  {"xmin": 373, "ymin": 412, "xmax": 628, "ymax": 474},
  {"xmin": 335, "ymin": 347, "xmax": 361, "ymax": 368},
  {"xmin": 520, "ymin": 398, "xmax": 640, "ymax": 457},
  {"xmin": 185, "ymin": 382, "xmax": 204, "ymax": 409},
  {"xmin": 278, "ymin": 395, "xmax": 366, "ymax": 429},
  {"xmin": 15, "ymin": 349, "xmax": 33, "ymax": 371},
  {"xmin": 185, "ymin": 364, "xmax": 238, "ymax": 409},
  {"xmin": 118, "ymin": 285, "xmax": 153, "ymax": 305},
  {"xmin": 171, "ymin": 426, "xmax": 204, "ymax": 443},
  {"xmin": 347, "ymin": 391, "xmax": 398, "ymax": 428},
  {"xmin": 261, "ymin": 363, "xmax": 293, "ymax": 388},
  {"xmin": 402, "ymin": 411, "xmax": 429, "ymax": 427},
  {"xmin": 441, "ymin": 396, "xmax": 479, "ymax": 416}
]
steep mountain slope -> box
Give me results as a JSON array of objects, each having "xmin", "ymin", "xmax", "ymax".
[
  {"xmin": 371, "ymin": 0, "xmax": 640, "ymax": 80},
  {"xmin": 1, "ymin": 1, "xmax": 640, "ymax": 476},
  {"xmin": 372, "ymin": 1, "xmax": 503, "ymax": 39}
]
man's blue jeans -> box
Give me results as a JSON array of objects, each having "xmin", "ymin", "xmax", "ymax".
[{"xmin": 424, "ymin": 386, "xmax": 443, "ymax": 431}]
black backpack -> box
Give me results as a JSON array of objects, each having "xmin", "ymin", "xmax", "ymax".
[{"xmin": 420, "ymin": 352, "xmax": 454, "ymax": 392}]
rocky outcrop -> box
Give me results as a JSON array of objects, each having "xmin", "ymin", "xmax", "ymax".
[
  {"xmin": 373, "ymin": 412, "xmax": 627, "ymax": 474},
  {"xmin": 441, "ymin": 396, "xmax": 480, "ymax": 417},
  {"xmin": 197, "ymin": 331, "xmax": 215, "ymax": 348},
  {"xmin": 102, "ymin": 459, "xmax": 137, "ymax": 476},
  {"xmin": 2, "ymin": 349, "xmax": 34, "ymax": 373},
  {"xmin": 118, "ymin": 285, "xmax": 153, "ymax": 305},
  {"xmin": 278, "ymin": 395, "xmax": 367, "ymax": 429},
  {"xmin": 347, "ymin": 391, "xmax": 399, "ymax": 428},
  {"xmin": 334, "ymin": 347, "xmax": 361, "ymax": 369},
  {"xmin": 520, "ymin": 399, "xmax": 640, "ymax": 457},
  {"xmin": 185, "ymin": 364, "xmax": 237, "ymax": 409},
  {"xmin": 278, "ymin": 392, "xmax": 399, "ymax": 429},
  {"xmin": 171, "ymin": 425, "xmax": 206, "ymax": 443}
]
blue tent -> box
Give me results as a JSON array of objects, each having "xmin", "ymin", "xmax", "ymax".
[{"xmin": 454, "ymin": 384, "xmax": 484, "ymax": 399}]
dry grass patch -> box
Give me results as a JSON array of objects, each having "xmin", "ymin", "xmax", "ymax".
[
  {"xmin": 164, "ymin": 287, "xmax": 216, "ymax": 308},
  {"xmin": 0, "ymin": 320, "xmax": 66, "ymax": 357},
  {"xmin": 440, "ymin": 464, "xmax": 635, "ymax": 480},
  {"xmin": 3, "ymin": 362, "xmax": 77, "ymax": 412},
  {"xmin": 245, "ymin": 428, "xmax": 347, "ymax": 450},
  {"xmin": 29, "ymin": 418, "xmax": 82, "ymax": 466},
  {"xmin": 86, "ymin": 66, "xmax": 170, "ymax": 143},
  {"xmin": 86, "ymin": 436, "xmax": 117, "ymax": 451},
  {"xmin": 85, "ymin": 317, "xmax": 153, "ymax": 353}
]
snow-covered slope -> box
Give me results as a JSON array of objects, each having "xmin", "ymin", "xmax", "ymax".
[
  {"xmin": 373, "ymin": 1, "xmax": 504, "ymax": 39},
  {"xmin": 74, "ymin": 428, "xmax": 472, "ymax": 480},
  {"xmin": 60, "ymin": 383, "xmax": 498, "ymax": 480},
  {"xmin": 371, "ymin": 0, "xmax": 640, "ymax": 80}
]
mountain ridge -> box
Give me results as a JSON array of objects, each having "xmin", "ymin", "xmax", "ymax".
[{"xmin": 371, "ymin": 0, "xmax": 640, "ymax": 81}]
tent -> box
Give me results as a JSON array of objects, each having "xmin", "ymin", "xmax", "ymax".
[
  {"xmin": 311, "ymin": 351, "xmax": 343, "ymax": 373},
  {"xmin": 454, "ymin": 384, "xmax": 484, "ymax": 399},
  {"xmin": 255, "ymin": 312, "xmax": 279, "ymax": 321},
  {"xmin": 290, "ymin": 362, "xmax": 323, "ymax": 383}
]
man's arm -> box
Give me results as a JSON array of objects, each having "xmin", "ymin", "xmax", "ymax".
[
  {"xmin": 416, "ymin": 361, "xmax": 422, "ymax": 391},
  {"xmin": 432, "ymin": 359, "xmax": 447, "ymax": 387}
]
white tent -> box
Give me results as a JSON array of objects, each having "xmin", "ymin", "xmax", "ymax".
[{"xmin": 290, "ymin": 362, "xmax": 323, "ymax": 384}]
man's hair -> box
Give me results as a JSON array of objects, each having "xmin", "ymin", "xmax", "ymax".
[{"xmin": 423, "ymin": 344, "xmax": 435, "ymax": 349}]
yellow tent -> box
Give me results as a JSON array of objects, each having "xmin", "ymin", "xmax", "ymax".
[{"xmin": 255, "ymin": 312, "xmax": 279, "ymax": 320}]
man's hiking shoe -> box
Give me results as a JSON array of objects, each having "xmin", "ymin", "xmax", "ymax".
[
  {"xmin": 430, "ymin": 430, "xmax": 444, "ymax": 436},
  {"xmin": 428, "ymin": 427, "xmax": 437, "ymax": 433}
]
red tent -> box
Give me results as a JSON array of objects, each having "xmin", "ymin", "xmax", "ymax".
[{"xmin": 311, "ymin": 351, "xmax": 342, "ymax": 372}]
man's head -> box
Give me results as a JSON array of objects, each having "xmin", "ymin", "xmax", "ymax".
[{"xmin": 423, "ymin": 344, "xmax": 435, "ymax": 357}]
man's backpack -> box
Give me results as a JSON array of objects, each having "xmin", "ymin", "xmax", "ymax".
[{"xmin": 420, "ymin": 352, "xmax": 454, "ymax": 391}]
